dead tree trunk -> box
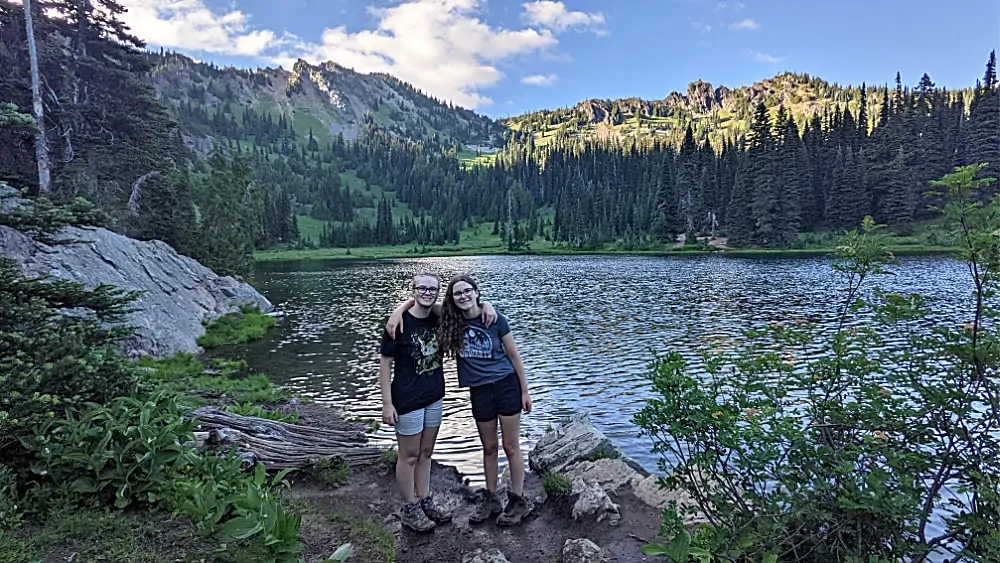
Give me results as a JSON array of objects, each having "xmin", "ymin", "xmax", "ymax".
[
  {"xmin": 23, "ymin": 0, "xmax": 52, "ymax": 195},
  {"xmin": 189, "ymin": 407, "xmax": 385, "ymax": 470}
]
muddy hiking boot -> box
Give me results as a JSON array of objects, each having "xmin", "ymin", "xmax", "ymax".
[
  {"xmin": 468, "ymin": 489, "xmax": 502, "ymax": 524},
  {"xmin": 420, "ymin": 494, "xmax": 452, "ymax": 524},
  {"xmin": 401, "ymin": 500, "xmax": 436, "ymax": 532},
  {"xmin": 496, "ymin": 490, "xmax": 532, "ymax": 527}
]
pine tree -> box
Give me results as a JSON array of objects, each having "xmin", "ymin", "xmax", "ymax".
[{"xmin": 966, "ymin": 51, "xmax": 1000, "ymax": 199}]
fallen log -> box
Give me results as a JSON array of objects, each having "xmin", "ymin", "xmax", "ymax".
[{"xmin": 188, "ymin": 407, "xmax": 385, "ymax": 470}]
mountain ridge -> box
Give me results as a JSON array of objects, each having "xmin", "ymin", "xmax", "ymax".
[
  {"xmin": 148, "ymin": 51, "xmax": 505, "ymax": 151},
  {"xmin": 504, "ymin": 71, "xmax": 976, "ymax": 148}
]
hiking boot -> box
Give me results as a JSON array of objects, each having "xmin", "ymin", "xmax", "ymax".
[
  {"xmin": 468, "ymin": 489, "xmax": 502, "ymax": 524},
  {"xmin": 496, "ymin": 490, "xmax": 532, "ymax": 527},
  {"xmin": 420, "ymin": 494, "xmax": 452, "ymax": 524},
  {"xmin": 400, "ymin": 500, "xmax": 436, "ymax": 532}
]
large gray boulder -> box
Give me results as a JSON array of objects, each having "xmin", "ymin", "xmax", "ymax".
[
  {"xmin": 0, "ymin": 222, "xmax": 272, "ymax": 359},
  {"xmin": 528, "ymin": 414, "xmax": 628, "ymax": 475}
]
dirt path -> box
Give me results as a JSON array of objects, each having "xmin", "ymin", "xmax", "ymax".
[{"xmin": 290, "ymin": 458, "xmax": 663, "ymax": 563}]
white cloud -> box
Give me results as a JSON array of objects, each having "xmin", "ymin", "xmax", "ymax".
[
  {"xmin": 118, "ymin": 0, "xmax": 284, "ymax": 57},
  {"xmin": 521, "ymin": 1, "xmax": 606, "ymax": 34},
  {"xmin": 109, "ymin": 0, "xmax": 594, "ymax": 109},
  {"xmin": 729, "ymin": 18, "xmax": 759, "ymax": 30},
  {"xmin": 751, "ymin": 50, "xmax": 787, "ymax": 63},
  {"xmin": 285, "ymin": 0, "xmax": 567, "ymax": 108},
  {"xmin": 522, "ymin": 74, "xmax": 558, "ymax": 86}
]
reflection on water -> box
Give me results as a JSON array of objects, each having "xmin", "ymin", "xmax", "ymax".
[{"xmin": 245, "ymin": 254, "xmax": 970, "ymax": 485}]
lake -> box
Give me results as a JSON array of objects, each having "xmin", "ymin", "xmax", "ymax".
[{"xmin": 245, "ymin": 254, "xmax": 973, "ymax": 485}]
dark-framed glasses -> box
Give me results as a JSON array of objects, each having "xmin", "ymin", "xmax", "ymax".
[
  {"xmin": 413, "ymin": 285, "xmax": 439, "ymax": 294},
  {"xmin": 453, "ymin": 287, "xmax": 476, "ymax": 297}
]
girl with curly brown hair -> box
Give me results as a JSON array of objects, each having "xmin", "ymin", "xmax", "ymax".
[{"xmin": 437, "ymin": 274, "xmax": 533, "ymax": 527}]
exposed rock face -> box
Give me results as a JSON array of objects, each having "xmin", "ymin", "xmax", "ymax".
[
  {"xmin": 527, "ymin": 413, "xmax": 708, "ymax": 526},
  {"xmin": 0, "ymin": 222, "xmax": 272, "ymax": 358},
  {"xmin": 528, "ymin": 414, "xmax": 624, "ymax": 475},
  {"xmin": 562, "ymin": 538, "xmax": 610, "ymax": 563}
]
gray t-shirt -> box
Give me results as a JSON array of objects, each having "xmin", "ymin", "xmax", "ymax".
[{"xmin": 456, "ymin": 313, "xmax": 515, "ymax": 388}]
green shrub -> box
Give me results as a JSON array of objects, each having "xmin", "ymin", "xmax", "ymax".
[
  {"xmin": 540, "ymin": 472, "xmax": 572, "ymax": 497},
  {"xmin": 197, "ymin": 306, "xmax": 277, "ymax": 349},
  {"xmin": 227, "ymin": 401, "xmax": 298, "ymax": 423},
  {"xmin": 0, "ymin": 464, "xmax": 21, "ymax": 531},
  {"xmin": 161, "ymin": 455, "xmax": 302, "ymax": 562},
  {"xmin": 28, "ymin": 391, "xmax": 198, "ymax": 509},
  {"xmin": 0, "ymin": 196, "xmax": 139, "ymax": 463},
  {"xmin": 634, "ymin": 166, "xmax": 1000, "ymax": 562}
]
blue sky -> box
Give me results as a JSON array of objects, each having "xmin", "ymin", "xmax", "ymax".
[{"xmin": 118, "ymin": 0, "xmax": 999, "ymax": 118}]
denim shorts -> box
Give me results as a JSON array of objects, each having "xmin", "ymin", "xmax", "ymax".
[{"xmin": 395, "ymin": 398, "xmax": 443, "ymax": 436}]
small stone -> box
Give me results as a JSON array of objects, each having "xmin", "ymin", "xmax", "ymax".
[
  {"xmin": 570, "ymin": 477, "xmax": 621, "ymax": 526},
  {"xmin": 461, "ymin": 547, "xmax": 510, "ymax": 563},
  {"xmin": 382, "ymin": 512, "xmax": 402, "ymax": 534},
  {"xmin": 562, "ymin": 538, "xmax": 610, "ymax": 563},
  {"xmin": 631, "ymin": 474, "xmax": 709, "ymax": 525}
]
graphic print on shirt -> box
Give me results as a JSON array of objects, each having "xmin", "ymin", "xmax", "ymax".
[
  {"xmin": 459, "ymin": 325, "xmax": 493, "ymax": 359},
  {"xmin": 411, "ymin": 327, "xmax": 442, "ymax": 374}
]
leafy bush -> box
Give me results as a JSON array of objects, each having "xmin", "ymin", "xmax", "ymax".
[
  {"xmin": 160, "ymin": 455, "xmax": 302, "ymax": 562},
  {"xmin": 634, "ymin": 165, "xmax": 1000, "ymax": 563},
  {"xmin": 0, "ymin": 464, "xmax": 21, "ymax": 531},
  {"xmin": 28, "ymin": 391, "xmax": 198, "ymax": 509},
  {"xmin": 0, "ymin": 194, "xmax": 139, "ymax": 462}
]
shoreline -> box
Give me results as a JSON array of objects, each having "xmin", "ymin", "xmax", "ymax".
[{"xmin": 254, "ymin": 244, "xmax": 961, "ymax": 262}]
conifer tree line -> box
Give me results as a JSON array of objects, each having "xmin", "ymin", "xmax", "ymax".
[
  {"xmin": 309, "ymin": 51, "xmax": 999, "ymax": 251},
  {"xmin": 2, "ymin": 0, "xmax": 997, "ymax": 260},
  {"xmin": 0, "ymin": 0, "xmax": 297, "ymax": 277},
  {"xmin": 498, "ymin": 53, "xmax": 998, "ymax": 249}
]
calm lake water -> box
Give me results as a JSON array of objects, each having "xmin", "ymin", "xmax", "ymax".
[{"xmin": 245, "ymin": 254, "xmax": 972, "ymax": 485}]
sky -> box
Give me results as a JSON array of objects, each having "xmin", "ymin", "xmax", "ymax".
[{"xmin": 104, "ymin": 0, "xmax": 999, "ymax": 117}]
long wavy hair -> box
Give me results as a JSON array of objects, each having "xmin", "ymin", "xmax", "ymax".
[{"xmin": 437, "ymin": 274, "xmax": 480, "ymax": 358}]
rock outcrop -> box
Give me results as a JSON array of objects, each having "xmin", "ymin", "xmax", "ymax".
[
  {"xmin": 0, "ymin": 221, "xmax": 272, "ymax": 358},
  {"xmin": 528, "ymin": 413, "xmax": 707, "ymax": 525}
]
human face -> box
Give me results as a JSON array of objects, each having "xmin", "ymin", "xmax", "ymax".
[
  {"xmin": 451, "ymin": 281, "xmax": 478, "ymax": 312},
  {"xmin": 412, "ymin": 276, "xmax": 439, "ymax": 308}
]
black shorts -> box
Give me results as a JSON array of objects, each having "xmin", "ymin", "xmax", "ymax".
[{"xmin": 469, "ymin": 372, "xmax": 522, "ymax": 422}]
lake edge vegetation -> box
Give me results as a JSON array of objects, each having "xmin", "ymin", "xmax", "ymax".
[
  {"xmin": 0, "ymin": 192, "xmax": 363, "ymax": 563},
  {"xmin": 634, "ymin": 163, "xmax": 999, "ymax": 563}
]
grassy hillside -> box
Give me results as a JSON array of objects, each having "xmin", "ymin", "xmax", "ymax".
[{"xmin": 506, "ymin": 72, "xmax": 975, "ymax": 148}]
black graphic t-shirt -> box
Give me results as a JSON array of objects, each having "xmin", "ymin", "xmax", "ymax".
[
  {"xmin": 379, "ymin": 310, "xmax": 445, "ymax": 415},
  {"xmin": 456, "ymin": 313, "xmax": 514, "ymax": 388}
]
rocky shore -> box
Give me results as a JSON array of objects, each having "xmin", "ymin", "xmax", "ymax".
[{"xmin": 282, "ymin": 407, "xmax": 691, "ymax": 563}]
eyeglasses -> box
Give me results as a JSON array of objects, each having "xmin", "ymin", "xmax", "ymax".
[
  {"xmin": 453, "ymin": 287, "xmax": 476, "ymax": 297},
  {"xmin": 413, "ymin": 286, "xmax": 439, "ymax": 294}
]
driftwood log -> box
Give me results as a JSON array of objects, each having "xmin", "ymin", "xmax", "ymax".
[{"xmin": 189, "ymin": 407, "xmax": 384, "ymax": 470}]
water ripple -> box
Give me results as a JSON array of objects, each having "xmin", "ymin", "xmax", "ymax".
[{"xmin": 246, "ymin": 255, "xmax": 971, "ymax": 485}]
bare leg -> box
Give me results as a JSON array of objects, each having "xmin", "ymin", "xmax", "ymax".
[
  {"xmin": 414, "ymin": 425, "xmax": 440, "ymax": 499},
  {"xmin": 395, "ymin": 433, "xmax": 421, "ymax": 503},
  {"xmin": 499, "ymin": 414, "xmax": 524, "ymax": 496},
  {"xmin": 475, "ymin": 418, "xmax": 500, "ymax": 493}
]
